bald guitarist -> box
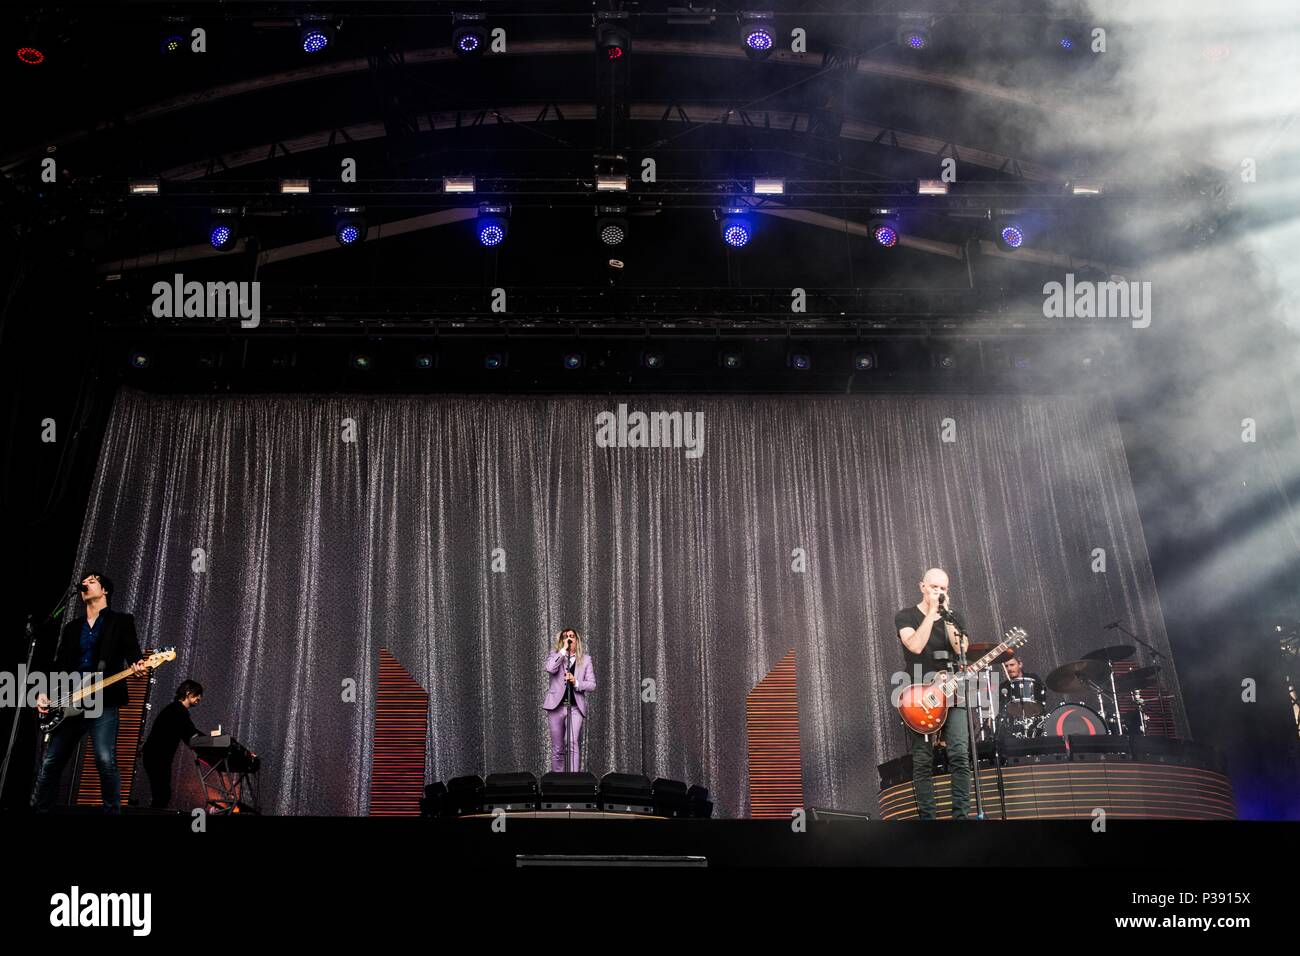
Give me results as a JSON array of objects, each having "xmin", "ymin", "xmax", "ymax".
[
  {"xmin": 31, "ymin": 572, "xmax": 147, "ymax": 813},
  {"xmin": 895, "ymin": 568, "xmax": 972, "ymax": 820}
]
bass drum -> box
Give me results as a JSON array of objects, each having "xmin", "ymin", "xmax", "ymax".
[{"xmin": 1040, "ymin": 702, "xmax": 1109, "ymax": 737}]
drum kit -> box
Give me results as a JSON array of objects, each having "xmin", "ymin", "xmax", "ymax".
[{"xmin": 969, "ymin": 642, "xmax": 1163, "ymax": 742}]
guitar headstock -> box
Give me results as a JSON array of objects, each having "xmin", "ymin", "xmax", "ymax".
[
  {"xmin": 144, "ymin": 646, "xmax": 177, "ymax": 668},
  {"xmin": 1003, "ymin": 627, "xmax": 1027, "ymax": 649}
]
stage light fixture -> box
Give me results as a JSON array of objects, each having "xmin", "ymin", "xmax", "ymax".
[
  {"xmin": 596, "ymin": 17, "xmax": 630, "ymax": 60},
  {"xmin": 128, "ymin": 178, "xmax": 160, "ymax": 196},
  {"xmin": 596, "ymin": 206, "xmax": 628, "ymax": 246},
  {"xmin": 753, "ymin": 177, "xmax": 784, "ymax": 195},
  {"xmin": 788, "ymin": 352, "xmax": 812, "ymax": 371},
  {"xmin": 349, "ymin": 353, "xmax": 372, "ymax": 371},
  {"xmin": 161, "ymin": 33, "xmax": 185, "ymax": 54},
  {"xmin": 595, "ymin": 154, "xmax": 629, "ymax": 192},
  {"xmin": 994, "ymin": 216, "xmax": 1025, "ymax": 251},
  {"xmin": 720, "ymin": 207, "xmax": 753, "ymax": 248},
  {"xmin": 917, "ymin": 179, "xmax": 948, "ymax": 196},
  {"xmin": 208, "ymin": 209, "xmax": 240, "ymax": 251},
  {"xmin": 1069, "ymin": 179, "xmax": 1104, "ymax": 197},
  {"xmin": 641, "ymin": 351, "xmax": 664, "ymax": 370},
  {"xmin": 452, "ymin": 12, "xmax": 487, "ymax": 56},
  {"xmin": 334, "ymin": 208, "xmax": 366, "ymax": 246},
  {"xmin": 443, "ymin": 176, "xmax": 476, "ymax": 194},
  {"xmin": 897, "ymin": 16, "xmax": 932, "ymax": 51},
  {"xmin": 128, "ymin": 351, "xmax": 151, "ymax": 370},
  {"xmin": 414, "ymin": 353, "xmax": 436, "ymax": 370},
  {"xmin": 720, "ymin": 351, "xmax": 743, "ymax": 370},
  {"xmin": 16, "ymin": 46, "xmax": 44, "ymax": 65},
  {"xmin": 854, "ymin": 352, "xmax": 876, "ymax": 371},
  {"xmin": 279, "ymin": 178, "xmax": 311, "ymax": 195},
  {"xmin": 938, "ymin": 353, "xmax": 956, "ymax": 369},
  {"xmin": 476, "ymin": 203, "xmax": 509, "ymax": 247},
  {"xmin": 562, "ymin": 352, "xmax": 584, "ymax": 370},
  {"xmin": 868, "ymin": 215, "xmax": 900, "ymax": 248},
  {"xmin": 483, "ymin": 352, "xmax": 506, "ymax": 370},
  {"xmin": 300, "ymin": 18, "xmax": 335, "ymax": 54},
  {"xmin": 740, "ymin": 12, "xmax": 775, "ymax": 60}
]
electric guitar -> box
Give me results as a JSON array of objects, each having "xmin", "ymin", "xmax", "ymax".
[
  {"xmin": 37, "ymin": 647, "xmax": 176, "ymax": 734},
  {"xmin": 896, "ymin": 627, "xmax": 1027, "ymax": 734}
]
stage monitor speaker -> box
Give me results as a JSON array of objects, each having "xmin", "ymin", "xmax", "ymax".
[
  {"xmin": 539, "ymin": 771, "xmax": 598, "ymax": 810},
  {"xmin": 420, "ymin": 781, "xmax": 448, "ymax": 818},
  {"xmin": 447, "ymin": 774, "xmax": 485, "ymax": 816},
  {"xmin": 686, "ymin": 784, "xmax": 713, "ymax": 818},
  {"xmin": 651, "ymin": 777, "xmax": 689, "ymax": 817},
  {"xmin": 484, "ymin": 771, "xmax": 539, "ymax": 811},
  {"xmin": 598, "ymin": 772, "xmax": 653, "ymax": 814},
  {"xmin": 1002, "ymin": 737, "xmax": 1069, "ymax": 764},
  {"xmin": 1068, "ymin": 735, "xmax": 1132, "ymax": 761}
]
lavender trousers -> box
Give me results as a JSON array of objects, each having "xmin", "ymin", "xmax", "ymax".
[{"xmin": 547, "ymin": 703, "xmax": 584, "ymax": 772}]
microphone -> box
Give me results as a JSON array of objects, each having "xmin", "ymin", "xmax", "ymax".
[{"xmin": 76, "ymin": 584, "xmax": 88, "ymax": 594}]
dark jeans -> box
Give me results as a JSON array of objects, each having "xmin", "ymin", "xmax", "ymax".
[
  {"xmin": 909, "ymin": 706, "xmax": 972, "ymax": 820},
  {"xmin": 31, "ymin": 706, "xmax": 122, "ymax": 812}
]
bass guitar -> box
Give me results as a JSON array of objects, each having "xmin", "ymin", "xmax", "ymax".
[{"xmin": 38, "ymin": 647, "xmax": 176, "ymax": 734}]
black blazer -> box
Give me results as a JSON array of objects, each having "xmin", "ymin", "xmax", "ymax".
[{"xmin": 51, "ymin": 608, "xmax": 144, "ymax": 709}]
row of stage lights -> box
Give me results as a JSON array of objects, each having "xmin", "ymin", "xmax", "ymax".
[
  {"xmin": 191, "ymin": 201, "xmax": 1028, "ymax": 254},
  {"xmin": 18, "ymin": 9, "xmax": 1223, "ymax": 67}
]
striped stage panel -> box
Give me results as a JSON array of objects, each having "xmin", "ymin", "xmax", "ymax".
[
  {"xmin": 746, "ymin": 648, "xmax": 804, "ymax": 818},
  {"xmin": 878, "ymin": 756, "xmax": 1237, "ymax": 820},
  {"xmin": 368, "ymin": 648, "xmax": 430, "ymax": 817}
]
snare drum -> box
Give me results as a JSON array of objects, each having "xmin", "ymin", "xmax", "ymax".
[
  {"xmin": 1001, "ymin": 676, "xmax": 1046, "ymax": 718},
  {"xmin": 1040, "ymin": 702, "xmax": 1109, "ymax": 737}
]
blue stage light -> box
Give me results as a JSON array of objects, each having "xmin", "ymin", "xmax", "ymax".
[
  {"xmin": 209, "ymin": 224, "xmax": 233, "ymax": 249},
  {"xmin": 874, "ymin": 224, "xmax": 899, "ymax": 248},
  {"xmin": 302, "ymin": 29, "xmax": 329, "ymax": 54},
  {"xmin": 1000, "ymin": 224, "xmax": 1025, "ymax": 249},
  {"xmin": 478, "ymin": 223, "xmax": 504, "ymax": 247},
  {"xmin": 745, "ymin": 28, "xmax": 773, "ymax": 51}
]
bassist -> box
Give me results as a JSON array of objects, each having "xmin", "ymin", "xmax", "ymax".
[{"xmin": 31, "ymin": 572, "xmax": 147, "ymax": 813}]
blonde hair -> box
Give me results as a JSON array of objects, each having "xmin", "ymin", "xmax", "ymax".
[{"xmin": 554, "ymin": 627, "xmax": 584, "ymax": 661}]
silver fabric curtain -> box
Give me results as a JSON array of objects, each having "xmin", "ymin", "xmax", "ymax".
[{"xmin": 71, "ymin": 388, "xmax": 1183, "ymax": 816}]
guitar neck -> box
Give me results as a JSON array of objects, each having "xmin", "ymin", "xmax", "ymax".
[{"xmin": 70, "ymin": 665, "xmax": 140, "ymax": 704}]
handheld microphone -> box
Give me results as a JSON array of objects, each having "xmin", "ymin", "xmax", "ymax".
[{"xmin": 77, "ymin": 584, "xmax": 88, "ymax": 593}]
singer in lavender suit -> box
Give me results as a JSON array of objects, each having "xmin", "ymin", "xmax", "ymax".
[{"xmin": 543, "ymin": 628, "xmax": 596, "ymax": 772}]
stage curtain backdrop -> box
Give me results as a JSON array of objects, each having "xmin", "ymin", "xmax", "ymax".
[{"xmin": 69, "ymin": 387, "xmax": 1185, "ymax": 816}]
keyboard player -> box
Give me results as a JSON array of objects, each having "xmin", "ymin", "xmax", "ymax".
[{"xmin": 142, "ymin": 679, "xmax": 221, "ymax": 809}]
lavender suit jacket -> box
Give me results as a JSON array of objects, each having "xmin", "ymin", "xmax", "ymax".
[{"xmin": 543, "ymin": 651, "xmax": 596, "ymax": 716}]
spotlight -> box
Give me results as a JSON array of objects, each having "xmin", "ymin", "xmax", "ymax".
[
  {"xmin": 720, "ymin": 351, "xmax": 743, "ymax": 370},
  {"xmin": 596, "ymin": 17, "xmax": 630, "ymax": 60},
  {"xmin": 853, "ymin": 352, "xmax": 876, "ymax": 371},
  {"xmin": 562, "ymin": 352, "xmax": 584, "ymax": 370},
  {"xmin": 128, "ymin": 179, "xmax": 160, "ymax": 196},
  {"xmin": 897, "ymin": 16, "xmax": 931, "ymax": 51},
  {"xmin": 16, "ymin": 46, "xmax": 45, "ymax": 65},
  {"xmin": 161, "ymin": 34, "xmax": 185, "ymax": 55},
  {"xmin": 128, "ymin": 351, "xmax": 151, "ymax": 370},
  {"xmin": 719, "ymin": 207, "xmax": 753, "ymax": 248},
  {"xmin": 414, "ymin": 353, "xmax": 436, "ymax": 370},
  {"xmin": 641, "ymin": 351, "xmax": 664, "ymax": 369},
  {"xmin": 788, "ymin": 353, "xmax": 812, "ymax": 371},
  {"xmin": 483, "ymin": 352, "xmax": 506, "ymax": 369},
  {"xmin": 334, "ymin": 207, "xmax": 366, "ymax": 246},
  {"xmin": 868, "ymin": 216, "xmax": 900, "ymax": 248},
  {"xmin": 917, "ymin": 179, "xmax": 948, "ymax": 196},
  {"xmin": 442, "ymin": 176, "xmax": 476, "ymax": 194},
  {"xmin": 300, "ymin": 19, "xmax": 335, "ymax": 54},
  {"xmin": 280, "ymin": 178, "xmax": 311, "ymax": 195},
  {"xmin": 938, "ymin": 353, "xmax": 956, "ymax": 369},
  {"xmin": 595, "ymin": 154, "xmax": 629, "ymax": 192},
  {"xmin": 453, "ymin": 12, "xmax": 487, "ymax": 56},
  {"xmin": 596, "ymin": 206, "xmax": 628, "ymax": 246},
  {"xmin": 740, "ymin": 13, "xmax": 775, "ymax": 60},
  {"xmin": 476, "ymin": 203, "xmax": 509, "ymax": 247},
  {"xmin": 349, "ymin": 353, "xmax": 372, "ymax": 371},
  {"xmin": 994, "ymin": 217, "xmax": 1025, "ymax": 251},
  {"xmin": 208, "ymin": 209, "xmax": 240, "ymax": 251},
  {"xmin": 752, "ymin": 177, "xmax": 784, "ymax": 195}
]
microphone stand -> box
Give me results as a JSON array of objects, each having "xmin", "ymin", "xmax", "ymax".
[
  {"xmin": 0, "ymin": 585, "xmax": 79, "ymax": 809},
  {"xmin": 941, "ymin": 606, "xmax": 985, "ymax": 821}
]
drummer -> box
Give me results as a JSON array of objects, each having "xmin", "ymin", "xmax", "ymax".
[{"xmin": 996, "ymin": 653, "xmax": 1045, "ymax": 735}]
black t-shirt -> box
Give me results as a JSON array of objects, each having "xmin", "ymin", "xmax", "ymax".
[
  {"xmin": 895, "ymin": 605, "xmax": 968, "ymax": 677},
  {"xmin": 143, "ymin": 700, "xmax": 201, "ymax": 763}
]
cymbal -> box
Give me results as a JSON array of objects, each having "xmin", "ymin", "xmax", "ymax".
[
  {"xmin": 1082, "ymin": 644, "xmax": 1135, "ymax": 663},
  {"xmin": 1046, "ymin": 659, "xmax": 1110, "ymax": 694},
  {"xmin": 1115, "ymin": 665, "xmax": 1161, "ymax": 691}
]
